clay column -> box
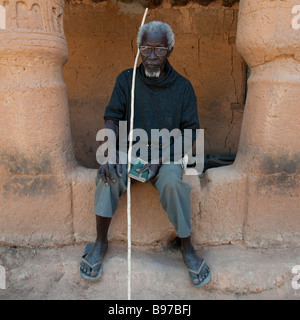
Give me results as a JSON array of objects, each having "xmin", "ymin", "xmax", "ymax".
[
  {"xmin": 0, "ymin": 0, "xmax": 76, "ymax": 245},
  {"xmin": 235, "ymin": 0, "xmax": 300, "ymax": 246}
]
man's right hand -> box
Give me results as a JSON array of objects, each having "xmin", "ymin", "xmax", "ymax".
[
  {"xmin": 97, "ymin": 162, "xmax": 123, "ymax": 186},
  {"xmin": 97, "ymin": 119, "xmax": 123, "ymax": 185}
]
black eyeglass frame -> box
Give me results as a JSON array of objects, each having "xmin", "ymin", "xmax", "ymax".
[{"xmin": 139, "ymin": 46, "xmax": 169, "ymax": 57}]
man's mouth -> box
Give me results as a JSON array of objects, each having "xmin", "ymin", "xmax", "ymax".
[{"xmin": 146, "ymin": 64, "xmax": 160, "ymax": 69}]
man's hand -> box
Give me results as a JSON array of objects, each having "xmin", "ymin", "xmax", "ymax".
[
  {"xmin": 136, "ymin": 163, "xmax": 161, "ymax": 182},
  {"xmin": 97, "ymin": 119, "xmax": 122, "ymax": 186},
  {"xmin": 97, "ymin": 162, "xmax": 122, "ymax": 186}
]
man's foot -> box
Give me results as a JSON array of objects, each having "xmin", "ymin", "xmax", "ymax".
[
  {"xmin": 80, "ymin": 241, "xmax": 108, "ymax": 281},
  {"xmin": 181, "ymin": 242, "xmax": 211, "ymax": 287}
]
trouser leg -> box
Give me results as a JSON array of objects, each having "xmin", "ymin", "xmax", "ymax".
[
  {"xmin": 94, "ymin": 164, "xmax": 127, "ymax": 218},
  {"xmin": 152, "ymin": 163, "xmax": 191, "ymax": 238},
  {"xmin": 94, "ymin": 163, "xmax": 192, "ymax": 238}
]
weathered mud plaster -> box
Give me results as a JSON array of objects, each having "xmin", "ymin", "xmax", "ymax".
[
  {"xmin": 233, "ymin": 0, "xmax": 300, "ymax": 247},
  {"xmin": 0, "ymin": 0, "xmax": 184, "ymax": 247},
  {"xmin": 0, "ymin": 0, "xmax": 299, "ymax": 248},
  {"xmin": 184, "ymin": 0, "xmax": 300, "ymax": 248},
  {"xmin": 193, "ymin": 0, "xmax": 300, "ymax": 248},
  {"xmin": 0, "ymin": 0, "xmax": 76, "ymax": 246}
]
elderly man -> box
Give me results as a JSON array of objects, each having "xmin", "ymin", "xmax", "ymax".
[{"xmin": 80, "ymin": 21, "xmax": 211, "ymax": 287}]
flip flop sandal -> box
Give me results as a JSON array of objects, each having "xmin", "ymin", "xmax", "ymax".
[
  {"xmin": 80, "ymin": 243, "xmax": 103, "ymax": 282},
  {"xmin": 188, "ymin": 260, "xmax": 211, "ymax": 287}
]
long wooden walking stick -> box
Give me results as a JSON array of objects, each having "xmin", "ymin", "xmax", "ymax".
[{"xmin": 127, "ymin": 8, "xmax": 148, "ymax": 301}]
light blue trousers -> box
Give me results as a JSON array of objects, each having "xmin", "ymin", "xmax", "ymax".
[{"xmin": 94, "ymin": 163, "xmax": 191, "ymax": 238}]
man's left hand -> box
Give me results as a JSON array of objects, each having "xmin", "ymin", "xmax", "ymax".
[{"xmin": 136, "ymin": 163, "xmax": 161, "ymax": 182}]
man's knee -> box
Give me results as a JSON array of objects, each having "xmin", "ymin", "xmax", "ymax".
[
  {"xmin": 160, "ymin": 175, "xmax": 180, "ymax": 191},
  {"xmin": 157, "ymin": 164, "xmax": 183, "ymax": 179},
  {"xmin": 154, "ymin": 164, "xmax": 184, "ymax": 193},
  {"xmin": 157, "ymin": 176, "xmax": 190, "ymax": 199}
]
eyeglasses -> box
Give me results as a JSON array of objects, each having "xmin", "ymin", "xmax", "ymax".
[{"xmin": 139, "ymin": 46, "xmax": 169, "ymax": 57}]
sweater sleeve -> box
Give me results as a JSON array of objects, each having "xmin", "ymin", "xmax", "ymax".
[
  {"xmin": 180, "ymin": 81, "xmax": 199, "ymax": 159},
  {"xmin": 180, "ymin": 80, "xmax": 199, "ymax": 131},
  {"xmin": 104, "ymin": 71, "xmax": 130, "ymax": 123},
  {"xmin": 161, "ymin": 80, "xmax": 200, "ymax": 163}
]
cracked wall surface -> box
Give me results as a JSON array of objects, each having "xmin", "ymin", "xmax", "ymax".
[{"xmin": 63, "ymin": 0, "xmax": 246, "ymax": 168}]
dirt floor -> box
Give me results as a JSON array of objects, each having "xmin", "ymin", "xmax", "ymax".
[{"xmin": 0, "ymin": 242, "xmax": 299, "ymax": 300}]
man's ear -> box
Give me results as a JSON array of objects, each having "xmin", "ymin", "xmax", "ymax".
[{"xmin": 167, "ymin": 47, "xmax": 173, "ymax": 57}]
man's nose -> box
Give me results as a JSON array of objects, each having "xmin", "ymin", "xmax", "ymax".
[{"xmin": 149, "ymin": 48, "xmax": 158, "ymax": 59}]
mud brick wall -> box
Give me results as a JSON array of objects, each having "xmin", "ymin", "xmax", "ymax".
[{"xmin": 63, "ymin": 0, "xmax": 245, "ymax": 168}]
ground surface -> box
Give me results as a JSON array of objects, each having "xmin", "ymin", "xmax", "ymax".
[{"xmin": 0, "ymin": 242, "xmax": 299, "ymax": 300}]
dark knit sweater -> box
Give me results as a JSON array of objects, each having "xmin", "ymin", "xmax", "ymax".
[{"xmin": 104, "ymin": 60, "xmax": 199, "ymax": 161}]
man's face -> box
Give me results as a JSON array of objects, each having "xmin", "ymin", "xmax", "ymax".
[{"xmin": 140, "ymin": 32, "xmax": 172, "ymax": 78}]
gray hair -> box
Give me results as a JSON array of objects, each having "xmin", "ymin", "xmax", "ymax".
[{"xmin": 137, "ymin": 21, "xmax": 175, "ymax": 50}]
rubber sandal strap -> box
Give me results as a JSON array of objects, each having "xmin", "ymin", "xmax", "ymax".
[
  {"xmin": 81, "ymin": 256, "xmax": 101, "ymax": 270},
  {"xmin": 188, "ymin": 260, "xmax": 205, "ymax": 275}
]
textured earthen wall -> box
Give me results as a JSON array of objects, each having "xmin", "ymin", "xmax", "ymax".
[
  {"xmin": 234, "ymin": 0, "xmax": 300, "ymax": 247},
  {"xmin": 63, "ymin": 0, "xmax": 246, "ymax": 168},
  {"xmin": 195, "ymin": 0, "xmax": 300, "ymax": 248},
  {"xmin": 1, "ymin": 0, "xmax": 299, "ymax": 248},
  {"xmin": 0, "ymin": 0, "xmax": 76, "ymax": 246}
]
